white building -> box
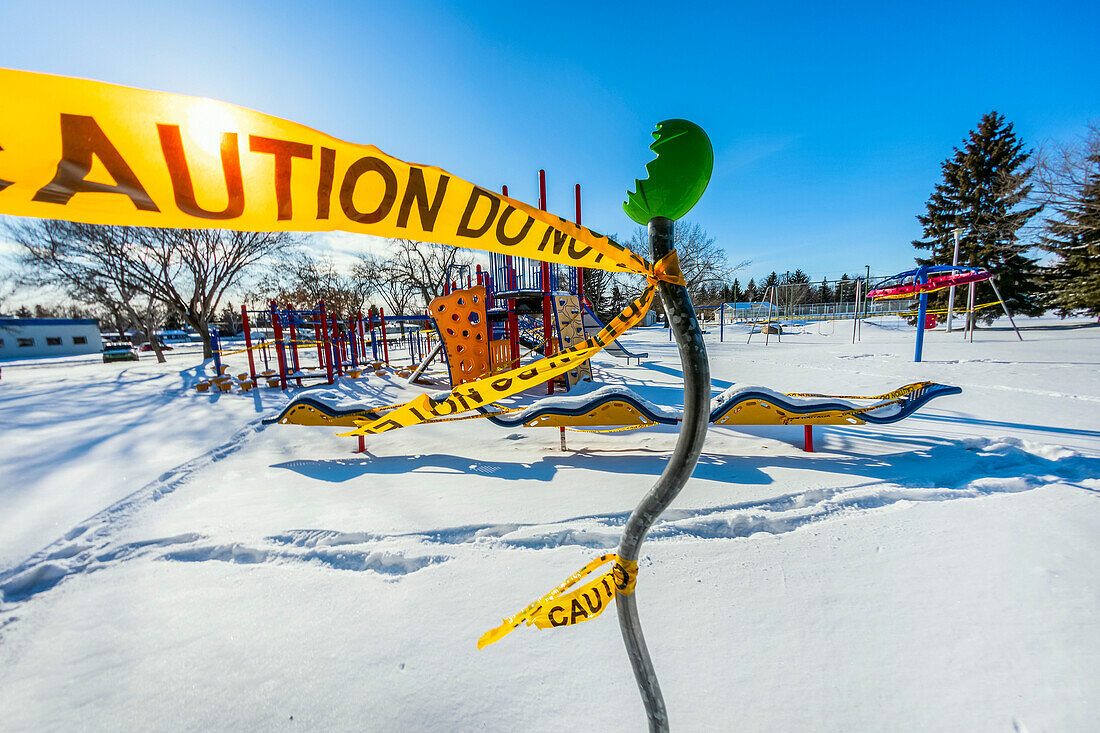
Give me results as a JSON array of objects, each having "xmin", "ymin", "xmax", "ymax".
[{"xmin": 0, "ymin": 318, "xmax": 103, "ymax": 359}]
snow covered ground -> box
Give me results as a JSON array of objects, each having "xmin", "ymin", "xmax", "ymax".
[{"xmin": 1, "ymin": 315, "xmax": 1097, "ymax": 731}]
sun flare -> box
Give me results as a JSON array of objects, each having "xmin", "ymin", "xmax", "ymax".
[{"xmin": 184, "ymin": 99, "xmax": 239, "ymax": 158}]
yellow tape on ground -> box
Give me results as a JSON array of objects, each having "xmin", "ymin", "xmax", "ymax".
[
  {"xmin": 477, "ymin": 553, "xmax": 638, "ymax": 649},
  {"xmin": 0, "ymin": 69, "xmax": 654, "ymax": 279}
]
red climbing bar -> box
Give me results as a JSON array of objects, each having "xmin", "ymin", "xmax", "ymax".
[
  {"xmin": 575, "ymin": 183, "xmax": 584, "ymax": 300},
  {"xmin": 241, "ymin": 305, "xmax": 256, "ymax": 387},
  {"xmin": 287, "ymin": 304, "xmax": 302, "ymax": 387},
  {"xmin": 539, "ymin": 169, "xmax": 554, "ymax": 396},
  {"xmin": 270, "ymin": 301, "xmax": 288, "ymax": 391},
  {"xmin": 804, "ymin": 425, "xmax": 814, "ymax": 453}
]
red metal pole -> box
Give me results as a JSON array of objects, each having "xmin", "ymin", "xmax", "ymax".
[
  {"xmin": 508, "ymin": 297, "xmax": 519, "ymax": 368},
  {"xmin": 287, "ymin": 304, "xmax": 302, "ymax": 387},
  {"xmin": 804, "ymin": 425, "xmax": 814, "ymax": 453},
  {"xmin": 241, "ymin": 305, "xmax": 256, "ymax": 387},
  {"xmin": 575, "ymin": 183, "xmax": 584, "ymax": 299},
  {"xmin": 270, "ymin": 301, "xmax": 288, "ymax": 391},
  {"xmin": 380, "ymin": 307, "xmax": 389, "ymax": 366},
  {"xmin": 539, "ymin": 169, "xmax": 554, "ymax": 396}
]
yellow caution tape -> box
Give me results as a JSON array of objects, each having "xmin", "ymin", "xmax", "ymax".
[
  {"xmin": 566, "ymin": 421, "xmax": 659, "ymax": 434},
  {"xmin": 0, "ymin": 69, "xmax": 689, "ymax": 432},
  {"xmin": 478, "ymin": 553, "xmax": 638, "ymax": 649},
  {"xmin": 0, "ymin": 69, "xmax": 671, "ymax": 282}
]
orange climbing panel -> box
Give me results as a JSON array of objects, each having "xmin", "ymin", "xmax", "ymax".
[{"xmin": 429, "ymin": 285, "xmax": 491, "ymax": 387}]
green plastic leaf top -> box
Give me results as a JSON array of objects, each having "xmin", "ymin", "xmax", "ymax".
[{"xmin": 623, "ymin": 119, "xmax": 713, "ymax": 225}]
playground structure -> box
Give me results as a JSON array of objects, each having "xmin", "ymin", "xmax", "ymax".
[
  {"xmin": 704, "ymin": 267, "xmax": 1024, "ymax": 355},
  {"xmin": 199, "ymin": 171, "xmax": 649, "ymax": 396},
  {"xmin": 196, "ymin": 302, "xmax": 437, "ymax": 393},
  {"xmin": 868, "ymin": 265, "xmax": 1021, "ymax": 361}
]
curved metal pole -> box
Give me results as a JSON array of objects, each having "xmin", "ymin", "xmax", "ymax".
[{"xmin": 617, "ymin": 217, "xmax": 711, "ymax": 731}]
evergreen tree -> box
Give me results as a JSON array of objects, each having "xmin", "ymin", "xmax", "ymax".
[
  {"xmin": 763, "ymin": 271, "xmax": 780, "ymax": 289},
  {"xmin": 913, "ymin": 111, "xmax": 1043, "ymax": 324},
  {"xmin": 744, "ymin": 279, "xmax": 757, "ymax": 301},
  {"xmin": 730, "ymin": 278, "xmax": 742, "ymax": 303},
  {"xmin": 818, "ymin": 278, "xmax": 833, "ymax": 304},
  {"xmin": 1037, "ymin": 129, "xmax": 1100, "ymax": 317},
  {"xmin": 787, "ymin": 269, "xmax": 811, "ymax": 305}
]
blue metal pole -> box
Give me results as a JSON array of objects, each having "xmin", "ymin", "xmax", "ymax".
[
  {"xmin": 914, "ymin": 267, "xmax": 929, "ymax": 363},
  {"xmin": 720, "ymin": 303, "xmax": 724, "ymax": 342},
  {"xmin": 210, "ymin": 327, "xmax": 222, "ymax": 374}
]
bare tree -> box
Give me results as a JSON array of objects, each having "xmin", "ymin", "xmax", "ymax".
[
  {"xmin": 357, "ymin": 239, "xmax": 474, "ymax": 312},
  {"xmin": 1034, "ymin": 121, "xmax": 1100, "ymax": 316},
  {"xmin": 128, "ymin": 228, "xmax": 296, "ymax": 357},
  {"xmin": 9, "ymin": 221, "xmax": 295, "ymax": 358},
  {"xmin": 624, "ymin": 221, "xmax": 749, "ymax": 319},
  {"xmin": 10, "ymin": 220, "xmax": 170, "ymax": 362},
  {"xmin": 351, "ymin": 254, "xmax": 416, "ymax": 316},
  {"xmin": 251, "ymin": 248, "xmax": 371, "ymax": 320},
  {"xmin": 1034, "ymin": 121, "xmax": 1100, "ymax": 213}
]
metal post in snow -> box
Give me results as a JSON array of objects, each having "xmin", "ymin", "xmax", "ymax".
[
  {"xmin": 946, "ymin": 229, "xmax": 961, "ymax": 332},
  {"xmin": 241, "ymin": 305, "xmax": 256, "ymax": 387},
  {"xmin": 332, "ymin": 317, "xmax": 345, "ymax": 376},
  {"xmin": 914, "ymin": 267, "xmax": 929, "ymax": 363},
  {"xmin": 270, "ymin": 302, "xmax": 288, "ymax": 390},
  {"xmin": 313, "ymin": 304, "xmax": 325, "ymax": 372},
  {"xmin": 287, "ymin": 306, "xmax": 302, "ymax": 387},
  {"xmin": 210, "ymin": 326, "xmax": 223, "ymax": 376},
  {"xmin": 852, "ymin": 278, "xmax": 860, "ymax": 345},
  {"xmin": 987, "ymin": 276, "xmax": 1023, "ymax": 341},
  {"xmin": 539, "ymin": 169, "xmax": 554, "ymax": 397},
  {"xmin": 966, "ymin": 282, "xmax": 976, "ymax": 343},
  {"xmin": 720, "ymin": 303, "xmax": 724, "ymax": 342},
  {"xmin": 379, "ymin": 307, "xmax": 389, "ymax": 366},
  {"xmin": 357, "ymin": 311, "xmax": 365, "ymax": 364},
  {"xmin": 616, "ymin": 216, "xmax": 710, "ymax": 732},
  {"xmin": 765, "ymin": 286, "xmax": 774, "ymax": 346},
  {"xmin": 318, "ymin": 301, "xmax": 333, "ymax": 384}
]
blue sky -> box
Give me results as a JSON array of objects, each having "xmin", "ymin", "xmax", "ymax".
[{"xmin": 2, "ymin": 0, "xmax": 1097, "ymax": 284}]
